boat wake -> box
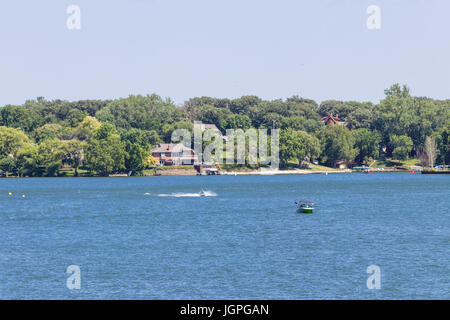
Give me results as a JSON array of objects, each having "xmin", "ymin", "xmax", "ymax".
[{"xmin": 146, "ymin": 191, "xmax": 217, "ymax": 197}]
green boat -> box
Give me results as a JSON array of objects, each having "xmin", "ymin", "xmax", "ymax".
[{"xmin": 296, "ymin": 200, "xmax": 314, "ymax": 214}]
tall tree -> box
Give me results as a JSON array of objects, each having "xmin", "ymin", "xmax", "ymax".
[
  {"xmin": 85, "ymin": 134, "xmax": 126, "ymax": 175},
  {"xmin": 279, "ymin": 129, "xmax": 320, "ymax": 167},
  {"xmin": 62, "ymin": 140, "xmax": 86, "ymax": 176},
  {"xmin": 390, "ymin": 135, "xmax": 413, "ymax": 160},
  {"xmin": 319, "ymin": 125, "xmax": 357, "ymax": 166},
  {"xmin": 424, "ymin": 136, "xmax": 437, "ymax": 168},
  {"xmin": 353, "ymin": 129, "xmax": 381, "ymax": 164},
  {"xmin": 437, "ymin": 126, "xmax": 450, "ymax": 165},
  {"xmin": 72, "ymin": 116, "xmax": 101, "ymax": 141},
  {"xmin": 0, "ymin": 126, "xmax": 31, "ymax": 157}
]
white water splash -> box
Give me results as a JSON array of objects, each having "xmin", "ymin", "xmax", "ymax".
[{"xmin": 152, "ymin": 191, "xmax": 217, "ymax": 197}]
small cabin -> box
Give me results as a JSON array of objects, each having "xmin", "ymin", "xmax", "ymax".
[{"xmin": 322, "ymin": 114, "xmax": 345, "ymax": 126}]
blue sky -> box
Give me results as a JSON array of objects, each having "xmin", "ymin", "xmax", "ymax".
[{"xmin": 0, "ymin": 0, "xmax": 449, "ymax": 106}]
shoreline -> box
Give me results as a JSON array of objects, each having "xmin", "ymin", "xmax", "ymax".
[
  {"xmin": 4, "ymin": 167, "xmax": 446, "ymax": 178},
  {"xmin": 221, "ymin": 169, "xmax": 352, "ymax": 175},
  {"xmin": 0, "ymin": 168, "xmax": 413, "ymax": 178}
]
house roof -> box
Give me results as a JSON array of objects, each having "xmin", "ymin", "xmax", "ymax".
[
  {"xmin": 171, "ymin": 143, "xmax": 194, "ymax": 153},
  {"xmin": 151, "ymin": 144, "xmax": 173, "ymax": 153},
  {"xmin": 322, "ymin": 114, "xmax": 345, "ymax": 125},
  {"xmin": 151, "ymin": 143, "xmax": 194, "ymax": 153}
]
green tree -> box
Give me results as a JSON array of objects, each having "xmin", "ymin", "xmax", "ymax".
[
  {"xmin": 384, "ymin": 83, "xmax": 410, "ymax": 98},
  {"xmin": 390, "ymin": 135, "xmax": 413, "ymax": 160},
  {"xmin": 95, "ymin": 122, "xmax": 117, "ymax": 140},
  {"xmin": 437, "ymin": 126, "xmax": 450, "ymax": 165},
  {"xmin": 319, "ymin": 125, "xmax": 357, "ymax": 166},
  {"xmin": 280, "ymin": 116, "xmax": 324, "ymax": 134},
  {"xmin": 0, "ymin": 105, "xmax": 42, "ymax": 132},
  {"xmin": 193, "ymin": 105, "xmax": 231, "ymax": 131},
  {"xmin": 229, "ymin": 96, "xmax": 261, "ymax": 114},
  {"xmin": 72, "ymin": 116, "xmax": 101, "ymax": 140},
  {"xmin": 0, "ymin": 126, "xmax": 31, "ymax": 157},
  {"xmin": 373, "ymin": 84, "xmax": 448, "ymax": 156},
  {"xmin": 125, "ymin": 142, "xmax": 150, "ymax": 172},
  {"xmin": 145, "ymin": 154, "xmax": 157, "ymax": 167},
  {"xmin": 95, "ymin": 94, "xmax": 184, "ymax": 132},
  {"xmin": 119, "ymin": 128, "xmax": 159, "ymax": 172},
  {"xmin": 16, "ymin": 139, "xmax": 65, "ymax": 176},
  {"xmin": 318, "ymin": 101, "xmax": 374, "ymax": 126},
  {"xmin": 119, "ymin": 128, "xmax": 161, "ymax": 148},
  {"xmin": 85, "ymin": 134, "xmax": 127, "ymax": 175},
  {"xmin": 279, "ymin": 129, "xmax": 321, "ymax": 167},
  {"xmin": 346, "ymin": 106, "xmax": 375, "ymax": 130},
  {"xmin": 16, "ymin": 144, "xmax": 38, "ymax": 177},
  {"xmin": 62, "ymin": 140, "xmax": 86, "ymax": 176},
  {"xmin": 35, "ymin": 139, "xmax": 66, "ymax": 176},
  {"xmin": 0, "ymin": 156, "xmax": 17, "ymax": 176},
  {"xmin": 66, "ymin": 109, "xmax": 88, "ymax": 127},
  {"xmin": 224, "ymin": 114, "xmax": 252, "ymax": 130},
  {"xmin": 353, "ymin": 129, "xmax": 382, "ymax": 164},
  {"xmin": 161, "ymin": 121, "xmax": 193, "ymax": 143},
  {"xmin": 34, "ymin": 123, "xmax": 68, "ymax": 143}
]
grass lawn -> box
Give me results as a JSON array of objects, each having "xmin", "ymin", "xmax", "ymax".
[
  {"xmin": 58, "ymin": 167, "xmax": 89, "ymax": 177},
  {"xmin": 283, "ymin": 160, "xmax": 339, "ymax": 171},
  {"xmin": 372, "ymin": 158, "xmax": 422, "ymax": 169},
  {"xmin": 308, "ymin": 164, "xmax": 342, "ymax": 171}
]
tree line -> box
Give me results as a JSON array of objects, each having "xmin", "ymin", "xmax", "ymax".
[{"xmin": 0, "ymin": 84, "xmax": 449, "ymax": 176}]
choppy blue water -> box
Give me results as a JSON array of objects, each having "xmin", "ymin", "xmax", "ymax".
[{"xmin": 0, "ymin": 173, "xmax": 449, "ymax": 299}]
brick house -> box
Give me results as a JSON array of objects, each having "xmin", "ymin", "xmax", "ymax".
[{"xmin": 151, "ymin": 143, "xmax": 198, "ymax": 166}]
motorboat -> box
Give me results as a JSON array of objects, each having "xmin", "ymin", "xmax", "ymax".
[{"xmin": 295, "ymin": 200, "xmax": 314, "ymax": 214}]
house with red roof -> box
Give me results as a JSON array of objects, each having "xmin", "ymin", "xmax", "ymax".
[{"xmin": 322, "ymin": 114, "xmax": 345, "ymax": 126}]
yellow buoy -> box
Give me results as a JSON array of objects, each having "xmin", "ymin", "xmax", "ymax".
[
  {"xmin": 22, "ymin": 195, "xmax": 25, "ymax": 198},
  {"xmin": 8, "ymin": 192, "xmax": 12, "ymax": 196}
]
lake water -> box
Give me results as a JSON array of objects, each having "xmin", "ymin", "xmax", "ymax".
[{"xmin": 1, "ymin": 173, "xmax": 449, "ymax": 299}]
